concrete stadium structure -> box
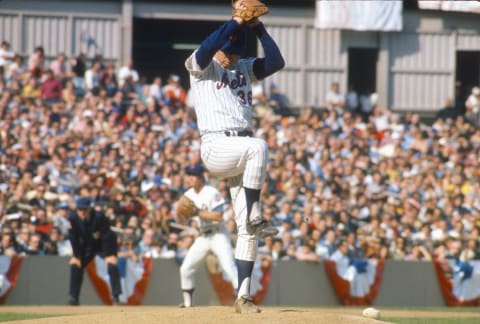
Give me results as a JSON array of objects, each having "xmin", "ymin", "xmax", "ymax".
[{"xmin": 1, "ymin": 0, "xmax": 480, "ymax": 115}]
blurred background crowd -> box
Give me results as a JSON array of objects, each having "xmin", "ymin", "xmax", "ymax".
[{"xmin": 0, "ymin": 42, "xmax": 480, "ymax": 267}]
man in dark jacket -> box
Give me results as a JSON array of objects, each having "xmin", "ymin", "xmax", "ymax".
[{"xmin": 68, "ymin": 197, "xmax": 121, "ymax": 305}]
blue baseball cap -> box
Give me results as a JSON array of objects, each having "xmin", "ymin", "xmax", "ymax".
[
  {"xmin": 185, "ymin": 163, "xmax": 205, "ymax": 176},
  {"xmin": 220, "ymin": 25, "xmax": 247, "ymax": 56},
  {"xmin": 153, "ymin": 175, "xmax": 163, "ymax": 187},
  {"xmin": 76, "ymin": 197, "xmax": 91, "ymax": 209}
]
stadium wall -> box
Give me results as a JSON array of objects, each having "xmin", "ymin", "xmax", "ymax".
[
  {"xmin": 6, "ymin": 257, "xmax": 445, "ymax": 307},
  {"xmin": 1, "ymin": 0, "xmax": 480, "ymax": 114},
  {"xmin": 0, "ymin": 0, "xmax": 124, "ymax": 66}
]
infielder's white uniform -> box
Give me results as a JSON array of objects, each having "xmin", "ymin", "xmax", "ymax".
[
  {"xmin": 179, "ymin": 184, "xmax": 238, "ymax": 291},
  {"xmin": 185, "ymin": 52, "xmax": 268, "ymax": 262}
]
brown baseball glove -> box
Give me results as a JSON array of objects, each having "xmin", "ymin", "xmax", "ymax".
[
  {"xmin": 232, "ymin": 0, "xmax": 269, "ymax": 22},
  {"xmin": 176, "ymin": 195, "xmax": 199, "ymax": 223}
]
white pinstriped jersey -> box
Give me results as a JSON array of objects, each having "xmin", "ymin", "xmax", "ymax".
[
  {"xmin": 185, "ymin": 50, "xmax": 258, "ymax": 135},
  {"xmin": 184, "ymin": 185, "xmax": 225, "ymax": 230}
]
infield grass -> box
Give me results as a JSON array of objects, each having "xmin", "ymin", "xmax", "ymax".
[
  {"xmin": 385, "ymin": 319, "xmax": 480, "ymax": 324},
  {"xmin": 379, "ymin": 306, "xmax": 480, "ymax": 324},
  {"xmin": 0, "ymin": 312, "xmax": 63, "ymax": 322}
]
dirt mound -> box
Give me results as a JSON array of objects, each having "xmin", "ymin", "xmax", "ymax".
[{"xmin": 1, "ymin": 306, "xmax": 394, "ymax": 324}]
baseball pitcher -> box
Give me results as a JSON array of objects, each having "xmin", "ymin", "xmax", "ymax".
[{"xmin": 184, "ymin": 0, "xmax": 284, "ymax": 314}]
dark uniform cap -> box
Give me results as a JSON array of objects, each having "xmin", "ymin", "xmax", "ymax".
[
  {"xmin": 185, "ymin": 163, "xmax": 205, "ymax": 176},
  {"xmin": 76, "ymin": 197, "xmax": 92, "ymax": 209}
]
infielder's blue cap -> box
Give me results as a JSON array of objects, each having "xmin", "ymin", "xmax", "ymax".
[
  {"xmin": 76, "ymin": 197, "xmax": 91, "ymax": 209},
  {"xmin": 220, "ymin": 25, "xmax": 247, "ymax": 56},
  {"xmin": 153, "ymin": 175, "xmax": 163, "ymax": 187},
  {"xmin": 185, "ymin": 163, "xmax": 205, "ymax": 176}
]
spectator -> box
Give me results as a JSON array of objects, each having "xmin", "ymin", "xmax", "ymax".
[
  {"xmin": 70, "ymin": 53, "xmax": 87, "ymax": 95},
  {"xmin": 326, "ymin": 82, "xmax": 345, "ymax": 114},
  {"xmin": 359, "ymin": 89, "xmax": 376, "ymax": 120},
  {"xmin": 0, "ymin": 41, "xmax": 15, "ymax": 75},
  {"xmin": 118, "ymin": 58, "xmax": 139, "ymax": 88},
  {"xmin": 149, "ymin": 76, "xmax": 166, "ymax": 105},
  {"xmin": 316, "ymin": 228, "xmax": 336, "ymax": 259},
  {"xmin": 251, "ymin": 80, "xmax": 269, "ymax": 116},
  {"xmin": 405, "ymin": 242, "xmax": 432, "ymax": 261},
  {"xmin": 163, "ymin": 74, "xmax": 186, "ymax": 112},
  {"xmin": 40, "ymin": 69, "xmax": 63, "ymax": 104},
  {"xmin": 28, "ymin": 46, "xmax": 44, "ymax": 78},
  {"xmin": 0, "ymin": 227, "xmax": 18, "ymax": 257},
  {"xmin": 269, "ymin": 82, "xmax": 291, "ymax": 116},
  {"xmin": 49, "ymin": 52, "xmax": 68, "ymax": 80},
  {"xmin": 100, "ymin": 62, "xmax": 118, "ymax": 97},
  {"xmin": 22, "ymin": 77, "xmax": 41, "ymax": 99},
  {"xmin": 330, "ymin": 239, "xmax": 351, "ymax": 274},
  {"xmin": 117, "ymin": 234, "xmax": 139, "ymax": 262},
  {"xmin": 6, "ymin": 54, "xmax": 27, "ymax": 80},
  {"xmin": 25, "ymin": 233, "xmax": 45, "ymax": 255},
  {"xmin": 295, "ymin": 242, "xmax": 320, "ymax": 263},
  {"xmin": 436, "ymin": 97, "xmax": 459, "ymax": 122},
  {"xmin": 16, "ymin": 226, "xmax": 30, "ymax": 254},
  {"xmin": 465, "ymin": 86, "xmax": 480, "ymax": 127},
  {"xmin": 345, "ymin": 83, "xmax": 359, "ymax": 112},
  {"xmin": 84, "ymin": 61, "xmax": 101, "ymax": 95},
  {"xmin": 158, "ymin": 232, "xmax": 178, "ymax": 259},
  {"xmin": 135, "ymin": 228, "xmax": 160, "ymax": 258}
]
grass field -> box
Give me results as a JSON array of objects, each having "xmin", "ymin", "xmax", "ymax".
[
  {"xmin": 0, "ymin": 312, "xmax": 62, "ymax": 322},
  {"xmin": 384, "ymin": 318, "xmax": 480, "ymax": 324},
  {"xmin": 386, "ymin": 307, "xmax": 480, "ymax": 324},
  {"xmin": 379, "ymin": 306, "xmax": 480, "ymax": 324}
]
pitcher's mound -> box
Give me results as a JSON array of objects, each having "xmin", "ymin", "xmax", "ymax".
[{"xmin": 2, "ymin": 306, "xmax": 392, "ymax": 324}]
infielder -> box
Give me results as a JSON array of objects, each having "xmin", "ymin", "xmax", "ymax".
[
  {"xmin": 178, "ymin": 163, "xmax": 238, "ymax": 308},
  {"xmin": 184, "ymin": 0, "xmax": 285, "ymax": 313}
]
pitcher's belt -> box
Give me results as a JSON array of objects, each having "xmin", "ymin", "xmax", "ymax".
[
  {"xmin": 224, "ymin": 130, "xmax": 253, "ymax": 137},
  {"xmin": 201, "ymin": 130, "xmax": 253, "ymax": 138}
]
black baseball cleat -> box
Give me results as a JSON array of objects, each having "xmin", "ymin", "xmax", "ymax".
[
  {"xmin": 112, "ymin": 295, "xmax": 120, "ymax": 306},
  {"xmin": 68, "ymin": 296, "xmax": 79, "ymax": 306},
  {"xmin": 246, "ymin": 218, "xmax": 278, "ymax": 238}
]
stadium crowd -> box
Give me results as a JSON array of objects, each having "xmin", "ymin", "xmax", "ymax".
[{"xmin": 0, "ymin": 43, "xmax": 480, "ymax": 268}]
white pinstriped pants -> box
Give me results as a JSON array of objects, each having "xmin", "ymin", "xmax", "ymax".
[
  {"xmin": 200, "ymin": 134, "xmax": 268, "ymax": 189},
  {"xmin": 200, "ymin": 134, "xmax": 268, "ymax": 261}
]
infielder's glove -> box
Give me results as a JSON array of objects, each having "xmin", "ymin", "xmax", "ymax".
[
  {"xmin": 232, "ymin": 0, "xmax": 269, "ymax": 22},
  {"xmin": 176, "ymin": 195, "xmax": 199, "ymax": 220}
]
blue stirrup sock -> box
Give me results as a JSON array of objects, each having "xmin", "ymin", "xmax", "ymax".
[
  {"xmin": 244, "ymin": 187, "xmax": 261, "ymax": 219},
  {"xmin": 236, "ymin": 259, "xmax": 254, "ymax": 297}
]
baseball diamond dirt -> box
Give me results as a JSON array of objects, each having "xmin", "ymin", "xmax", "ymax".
[{"xmin": 1, "ymin": 306, "xmax": 479, "ymax": 324}]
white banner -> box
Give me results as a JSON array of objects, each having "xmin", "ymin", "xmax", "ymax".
[
  {"xmin": 93, "ymin": 256, "xmax": 145, "ymax": 304},
  {"xmin": 0, "ymin": 256, "xmax": 12, "ymax": 298},
  {"xmin": 315, "ymin": 0, "xmax": 403, "ymax": 31},
  {"xmin": 449, "ymin": 260, "xmax": 480, "ymax": 302},
  {"xmin": 331, "ymin": 252, "xmax": 379, "ymax": 298},
  {"xmin": 418, "ymin": 1, "xmax": 480, "ymax": 14}
]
